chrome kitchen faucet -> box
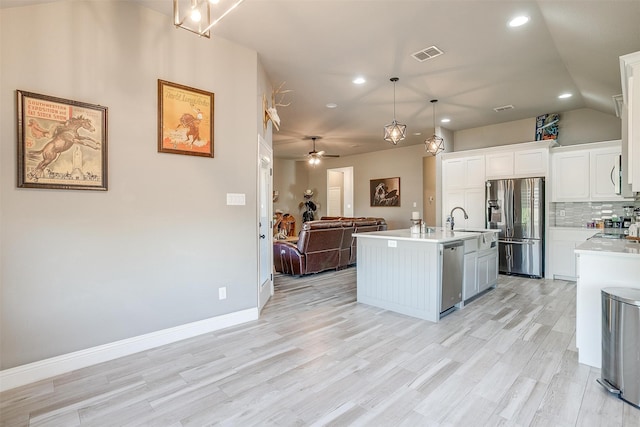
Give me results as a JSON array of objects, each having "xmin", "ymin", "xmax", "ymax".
[{"xmin": 448, "ymin": 206, "xmax": 469, "ymax": 230}]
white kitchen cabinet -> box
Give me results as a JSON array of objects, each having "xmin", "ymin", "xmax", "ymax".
[
  {"xmin": 514, "ymin": 148, "xmax": 548, "ymax": 177},
  {"xmin": 590, "ymin": 147, "xmax": 623, "ymax": 201},
  {"xmin": 485, "ymin": 152, "xmax": 514, "ymax": 178},
  {"xmin": 551, "ymin": 150, "xmax": 590, "ymax": 201},
  {"xmin": 620, "ymin": 51, "xmax": 640, "ymax": 192},
  {"xmin": 551, "ymin": 141, "xmax": 630, "ymax": 202},
  {"xmin": 442, "ymin": 155, "xmax": 486, "ymax": 228},
  {"xmin": 443, "ymin": 188, "xmax": 485, "ymax": 229},
  {"xmin": 442, "ymin": 156, "xmax": 485, "ymax": 190},
  {"xmin": 548, "ymin": 228, "xmax": 596, "ymax": 281},
  {"xmin": 477, "ymin": 248, "xmax": 498, "ymax": 293},
  {"xmin": 463, "ymin": 239, "xmax": 478, "ymax": 301},
  {"xmin": 486, "ymin": 148, "xmax": 548, "ymax": 179}
]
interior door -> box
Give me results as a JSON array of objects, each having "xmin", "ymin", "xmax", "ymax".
[{"xmin": 258, "ymin": 136, "xmax": 273, "ymax": 312}]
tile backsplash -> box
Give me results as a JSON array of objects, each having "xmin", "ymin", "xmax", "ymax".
[{"xmin": 550, "ymin": 200, "xmax": 639, "ymax": 227}]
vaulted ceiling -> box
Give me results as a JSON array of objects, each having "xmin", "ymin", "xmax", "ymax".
[{"xmin": 4, "ymin": 0, "xmax": 640, "ymax": 159}]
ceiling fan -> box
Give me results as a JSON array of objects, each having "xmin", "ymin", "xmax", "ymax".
[{"xmin": 304, "ymin": 136, "xmax": 339, "ymax": 165}]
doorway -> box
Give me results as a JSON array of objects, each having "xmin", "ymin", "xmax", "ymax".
[
  {"xmin": 258, "ymin": 135, "xmax": 273, "ymax": 312},
  {"xmin": 326, "ymin": 167, "xmax": 354, "ymax": 217}
]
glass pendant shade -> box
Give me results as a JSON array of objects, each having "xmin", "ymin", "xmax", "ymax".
[
  {"xmin": 383, "ymin": 77, "xmax": 406, "ymax": 145},
  {"xmin": 425, "ymin": 99, "xmax": 444, "ymax": 155}
]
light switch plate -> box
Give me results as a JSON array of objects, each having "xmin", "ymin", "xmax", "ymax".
[{"xmin": 226, "ymin": 193, "xmax": 246, "ymax": 205}]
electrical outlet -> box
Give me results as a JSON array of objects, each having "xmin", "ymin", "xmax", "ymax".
[
  {"xmin": 219, "ymin": 287, "xmax": 227, "ymax": 300},
  {"xmin": 560, "ymin": 210, "xmax": 566, "ymax": 217}
]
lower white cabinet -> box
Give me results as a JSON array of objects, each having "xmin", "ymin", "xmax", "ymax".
[
  {"xmin": 463, "ymin": 238, "xmax": 498, "ymax": 301},
  {"xmin": 477, "ymin": 249, "xmax": 498, "ymax": 293},
  {"xmin": 548, "ymin": 228, "xmax": 597, "ymax": 280},
  {"xmin": 462, "ymin": 238, "xmax": 478, "ymax": 301}
]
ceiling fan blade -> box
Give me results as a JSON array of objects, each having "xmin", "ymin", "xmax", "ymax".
[
  {"xmin": 324, "ymin": 154, "xmax": 340, "ymax": 158},
  {"xmin": 316, "ymin": 150, "xmax": 325, "ymax": 156}
]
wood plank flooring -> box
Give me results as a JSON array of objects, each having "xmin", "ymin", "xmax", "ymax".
[{"xmin": 2, "ymin": 269, "xmax": 639, "ymax": 426}]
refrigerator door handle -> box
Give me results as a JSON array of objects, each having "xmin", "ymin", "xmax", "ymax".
[{"xmin": 498, "ymin": 240, "xmax": 532, "ymax": 245}]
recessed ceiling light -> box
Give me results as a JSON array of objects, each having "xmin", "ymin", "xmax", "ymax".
[
  {"xmin": 326, "ymin": 103, "xmax": 338, "ymax": 108},
  {"xmin": 353, "ymin": 76, "xmax": 366, "ymax": 85},
  {"xmin": 558, "ymin": 93, "xmax": 572, "ymax": 99},
  {"xmin": 441, "ymin": 118, "xmax": 451, "ymax": 123},
  {"xmin": 413, "ymin": 132, "xmax": 422, "ymax": 136},
  {"xmin": 509, "ymin": 15, "xmax": 529, "ymax": 27}
]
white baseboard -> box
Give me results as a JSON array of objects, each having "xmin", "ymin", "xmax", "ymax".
[{"xmin": 0, "ymin": 308, "xmax": 258, "ymax": 392}]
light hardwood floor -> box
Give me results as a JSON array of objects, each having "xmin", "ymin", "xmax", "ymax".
[{"xmin": 2, "ymin": 269, "xmax": 639, "ymax": 426}]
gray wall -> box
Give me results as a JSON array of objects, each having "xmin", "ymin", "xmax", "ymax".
[
  {"xmin": 454, "ymin": 108, "xmax": 621, "ymax": 151},
  {"xmin": 0, "ymin": 1, "xmax": 267, "ymax": 369},
  {"xmin": 306, "ymin": 144, "xmax": 427, "ymax": 230}
]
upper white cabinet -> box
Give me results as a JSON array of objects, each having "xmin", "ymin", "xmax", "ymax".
[
  {"xmin": 486, "ymin": 148, "xmax": 548, "ymax": 179},
  {"xmin": 620, "ymin": 51, "xmax": 640, "ymax": 192},
  {"xmin": 442, "ymin": 155, "xmax": 486, "ymax": 228},
  {"xmin": 551, "ymin": 141, "xmax": 630, "ymax": 202},
  {"xmin": 485, "ymin": 152, "xmax": 514, "ymax": 178},
  {"xmin": 552, "ymin": 151, "xmax": 590, "ymax": 201},
  {"xmin": 443, "ymin": 156, "xmax": 485, "ymax": 189},
  {"xmin": 590, "ymin": 147, "xmax": 622, "ymax": 200}
]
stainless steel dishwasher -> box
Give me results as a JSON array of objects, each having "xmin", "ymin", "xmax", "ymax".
[{"xmin": 440, "ymin": 240, "xmax": 464, "ymax": 313}]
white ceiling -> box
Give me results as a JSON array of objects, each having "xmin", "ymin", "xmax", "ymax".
[{"xmin": 3, "ymin": 0, "xmax": 640, "ymax": 159}]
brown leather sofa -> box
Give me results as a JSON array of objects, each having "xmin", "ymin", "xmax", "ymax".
[{"xmin": 274, "ymin": 217, "xmax": 386, "ymax": 276}]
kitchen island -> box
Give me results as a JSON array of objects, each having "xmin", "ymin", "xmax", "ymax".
[
  {"xmin": 354, "ymin": 228, "xmax": 498, "ymax": 322},
  {"xmin": 575, "ymin": 237, "xmax": 640, "ymax": 368}
]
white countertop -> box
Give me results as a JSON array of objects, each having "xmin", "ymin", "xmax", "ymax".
[
  {"xmin": 354, "ymin": 227, "xmax": 498, "ymax": 243},
  {"xmin": 575, "ymin": 237, "xmax": 640, "ymax": 257}
]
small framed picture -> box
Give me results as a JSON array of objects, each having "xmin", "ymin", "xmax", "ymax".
[
  {"xmin": 158, "ymin": 79, "xmax": 214, "ymax": 158},
  {"xmin": 17, "ymin": 90, "xmax": 108, "ymax": 191},
  {"xmin": 370, "ymin": 177, "xmax": 401, "ymax": 207}
]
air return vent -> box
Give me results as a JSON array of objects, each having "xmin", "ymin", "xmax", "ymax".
[
  {"xmin": 493, "ymin": 104, "xmax": 515, "ymax": 112},
  {"xmin": 411, "ymin": 45, "xmax": 444, "ymax": 62}
]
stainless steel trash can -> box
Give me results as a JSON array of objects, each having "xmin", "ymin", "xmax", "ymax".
[{"xmin": 597, "ymin": 287, "xmax": 640, "ymax": 408}]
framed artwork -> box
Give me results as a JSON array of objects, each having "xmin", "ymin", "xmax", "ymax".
[
  {"xmin": 370, "ymin": 177, "xmax": 401, "ymax": 207},
  {"xmin": 158, "ymin": 79, "xmax": 214, "ymax": 158},
  {"xmin": 17, "ymin": 90, "xmax": 108, "ymax": 191}
]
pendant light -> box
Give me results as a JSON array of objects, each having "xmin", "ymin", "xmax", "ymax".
[
  {"xmin": 425, "ymin": 99, "xmax": 445, "ymax": 155},
  {"xmin": 383, "ymin": 77, "xmax": 407, "ymax": 145}
]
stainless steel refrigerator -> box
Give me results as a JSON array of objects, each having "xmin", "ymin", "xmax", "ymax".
[{"xmin": 486, "ymin": 177, "xmax": 544, "ymax": 278}]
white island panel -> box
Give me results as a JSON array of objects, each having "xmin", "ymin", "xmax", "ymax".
[
  {"xmin": 575, "ymin": 239, "xmax": 640, "ymax": 368},
  {"xmin": 357, "ymin": 236, "xmax": 441, "ymax": 322}
]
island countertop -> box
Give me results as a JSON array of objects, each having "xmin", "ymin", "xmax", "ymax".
[
  {"xmin": 354, "ymin": 227, "xmax": 498, "ymax": 244},
  {"xmin": 575, "ymin": 237, "xmax": 640, "ymax": 258}
]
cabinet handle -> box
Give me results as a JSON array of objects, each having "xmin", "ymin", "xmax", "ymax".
[{"xmin": 610, "ymin": 165, "xmax": 615, "ymax": 186}]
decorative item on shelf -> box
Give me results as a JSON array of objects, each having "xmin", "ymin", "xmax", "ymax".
[
  {"xmin": 425, "ymin": 99, "xmax": 445, "ymax": 156},
  {"xmin": 173, "ymin": 0, "xmax": 246, "ymax": 38},
  {"xmin": 535, "ymin": 113, "xmax": 559, "ymax": 141},
  {"xmin": 263, "ymin": 82, "xmax": 292, "ymax": 131},
  {"xmin": 272, "ymin": 190, "xmax": 279, "ymax": 202},
  {"xmin": 383, "ymin": 77, "xmax": 406, "ymax": 145},
  {"xmin": 300, "ymin": 189, "xmax": 317, "ymax": 222}
]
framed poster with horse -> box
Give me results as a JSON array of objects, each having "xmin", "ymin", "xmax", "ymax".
[
  {"xmin": 17, "ymin": 90, "xmax": 108, "ymax": 191},
  {"xmin": 157, "ymin": 79, "xmax": 214, "ymax": 158},
  {"xmin": 370, "ymin": 177, "xmax": 401, "ymax": 207}
]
